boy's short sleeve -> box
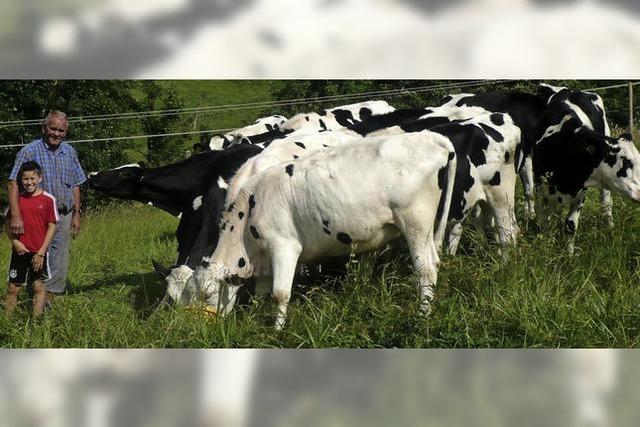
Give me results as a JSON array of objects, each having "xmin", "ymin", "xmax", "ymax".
[{"xmin": 45, "ymin": 194, "xmax": 59, "ymax": 224}]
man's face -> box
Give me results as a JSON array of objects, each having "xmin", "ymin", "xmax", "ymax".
[
  {"xmin": 43, "ymin": 116, "xmax": 68, "ymax": 147},
  {"xmin": 20, "ymin": 170, "xmax": 42, "ymax": 194}
]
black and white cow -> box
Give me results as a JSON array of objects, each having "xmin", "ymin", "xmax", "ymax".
[
  {"xmin": 207, "ymin": 115, "xmax": 288, "ymax": 151},
  {"xmin": 213, "ymin": 100, "xmax": 396, "ymax": 151},
  {"xmin": 533, "ymin": 123, "xmax": 640, "ymax": 253},
  {"xmin": 87, "ymin": 144, "xmax": 263, "ymax": 267},
  {"xmin": 165, "ymin": 131, "xmax": 457, "ymax": 328},
  {"xmin": 347, "ymin": 106, "xmax": 520, "ymax": 254},
  {"xmin": 441, "ymin": 84, "xmax": 613, "ymax": 223},
  {"xmin": 278, "ymin": 100, "xmax": 396, "ymax": 133}
]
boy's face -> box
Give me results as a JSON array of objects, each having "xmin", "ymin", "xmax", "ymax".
[{"xmin": 20, "ymin": 170, "xmax": 42, "ymax": 194}]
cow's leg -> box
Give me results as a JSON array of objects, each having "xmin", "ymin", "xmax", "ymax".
[
  {"xmin": 485, "ymin": 181, "xmax": 518, "ymax": 247},
  {"xmin": 447, "ymin": 222, "xmax": 463, "ymax": 256},
  {"xmin": 565, "ymin": 191, "xmax": 586, "ymax": 256},
  {"xmin": 270, "ymin": 243, "xmax": 302, "ymax": 330},
  {"xmin": 600, "ymin": 188, "xmax": 613, "ymax": 228},
  {"xmin": 519, "ymin": 156, "xmax": 536, "ymax": 219},
  {"xmin": 394, "ymin": 206, "xmax": 440, "ymax": 315}
]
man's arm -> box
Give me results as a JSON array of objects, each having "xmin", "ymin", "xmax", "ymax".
[
  {"xmin": 71, "ymin": 186, "xmax": 82, "ymax": 235},
  {"xmin": 7, "ymin": 180, "xmax": 23, "ymax": 235}
]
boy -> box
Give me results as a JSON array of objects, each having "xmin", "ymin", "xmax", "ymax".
[{"xmin": 5, "ymin": 161, "xmax": 58, "ymax": 317}]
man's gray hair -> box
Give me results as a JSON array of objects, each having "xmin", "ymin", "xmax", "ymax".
[{"xmin": 43, "ymin": 110, "xmax": 68, "ymax": 126}]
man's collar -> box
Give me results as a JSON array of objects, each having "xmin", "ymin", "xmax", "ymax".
[{"xmin": 39, "ymin": 137, "xmax": 66, "ymax": 153}]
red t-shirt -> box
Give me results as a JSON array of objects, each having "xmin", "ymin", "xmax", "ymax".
[{"xmin": 17, "ymin": 191, "xmax": 59, "ymax": 253}]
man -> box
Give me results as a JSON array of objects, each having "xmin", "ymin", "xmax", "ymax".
[{"xmin": 7, "ymin": 111, "xmax": 86, "ymax": 307}]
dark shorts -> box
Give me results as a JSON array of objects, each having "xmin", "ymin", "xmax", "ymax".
[{"xmin": 7, "ymin": 251, "xmax": 50, "ymax": 286}]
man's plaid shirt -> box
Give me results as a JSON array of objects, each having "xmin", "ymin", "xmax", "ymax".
[{"xmin": 9, "ymin": 138, "xmax": 86, "ymax": 212}]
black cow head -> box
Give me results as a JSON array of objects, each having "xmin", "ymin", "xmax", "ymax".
[{"xmin": 88, "ymin": 163, "xmax": 145, "ymax": 199}]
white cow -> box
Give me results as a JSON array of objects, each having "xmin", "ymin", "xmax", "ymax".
[{"xmin": 166, "ymin": 131, "xmax": 456, "ymax": 329}]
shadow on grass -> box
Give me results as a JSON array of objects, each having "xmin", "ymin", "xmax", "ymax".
[{"xmin": 68, "ymin": 271, "xmax": 168, "ymax": 318}]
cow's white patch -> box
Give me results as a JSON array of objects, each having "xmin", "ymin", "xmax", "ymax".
[
  {"xmin": 538, "ymin": 114, "xmax": 573, "ymax": 141},
  {"xmin": 217, "ymin": 176, "xmax": 228, "ymax": 190},
  {"xmin": 147, "ymin": 201, "xmax": 154, "ymax": 207},
  {"xmin": 564, "ymin": 100, "xmax": 594, "ymax": 130},
  {"xmin": 113, "ymin": 163, "xmax": 141, "ymax": 170},
  {"xmin": 192, "ymin": 196, "xmax": 203, "ymax": 211}
]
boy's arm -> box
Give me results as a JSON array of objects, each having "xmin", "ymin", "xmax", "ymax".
[{"xmin": 36, "ymin": 222, "xmax": 57, "ymax": 257}]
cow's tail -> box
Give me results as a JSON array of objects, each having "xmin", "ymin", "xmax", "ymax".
[{"xmin": 434, "ymin": 148, "xmax": 456, "ymax": 252}]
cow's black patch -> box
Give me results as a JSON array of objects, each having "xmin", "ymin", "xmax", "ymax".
[
  {"xmin": 266, "ymin": 124, "xmax": 274, "ymax": 131},
  {"xmin": 489, "ymin": 172, "xmax": 501, "ymax": 186},
  {"xmin": 617, "ymin": 156, "xmax": 633, "ymax": 178},
  {"xmin": 359, "ymin": 107, "xmax": 372, "ymax": 121},
  {"xmin": 285, "ymin": 164, "xmax": 294, "ymax": 177},
  {"xmin": 249, "ymin": 194, "xmax": 256, "ymax": 218},
  {"xmin": 238, "ymin": 258, "xmax": 246, "ymax": 268},
  {"xmin": 319, "ymin": 119, "xmax": 327, "ymax": 131},
  {"xmin": 238, "ymin": 211, "xmax": 244, "ymax": 220},
  {"xmin": 226, "ymin": 202, "xmax": 235, "ymax": 212},
  {"xmin": 322, "ymin": 144, "xmax": 329, "ymax": 148},
  {"xmin": 441, "ymin": 95, "xmax": 453, "ymax": 104},
  {"xmin": 322, "ymin": 219, "xmax": 330, "ymax": 227},
  {"xmin": 337, "ymin": 232, "xmax": 352, "ymax": 244},
  {"xmin": 305, "ymin": 115, "xmax": 310, "ymax": 121},
  {"xmin": 230, "ymin": 225, "xmax": 234, "ymax": 232},
  {"xmin": 479, "ymin": 123, "xmax": 504, "ymax": 142},
  {"xmin": 424, "ymin": 108, "xmax": 433, "ymax": 115},
  {"xmin": 490, "ymin": 113, "xmax": 504, "ymax": 126},
  {"xmin": 323, "ymin": 228, "xmax": 331, "ymax": 235},
  {"xmin": 221, "ymin": 222, "xmax": 227, "ymax": 231},
  {"xmin": 250, "ymin": 225, "xmax": 260, "ymax": 239},
  {"xmin": 504, "ymin": 152, "xmax": 510, "ymax": 163},
  {"xmin": 565, "ymin": 219, "xmax": 576, "ymax": 234},
  {"xmin": 293, "ymin": 155, "xmax": 299, "ymax": 159},
  {"xmin": 295, "ymin": 142, "xmax": 306, "ymax": 149}
]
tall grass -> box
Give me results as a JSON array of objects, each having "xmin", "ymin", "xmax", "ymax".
[{"xmin": 1, "ymin": 189, "xmax": 640, "ymax": 348}]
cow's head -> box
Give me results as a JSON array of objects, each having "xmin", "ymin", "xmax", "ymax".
[
  {"xmin": 591, "ymin": 132, "xmax": 640, "ymax": 202},
  {"xmin": 87, "ymin": 163, "xmax": 145, "ymax": 198}
]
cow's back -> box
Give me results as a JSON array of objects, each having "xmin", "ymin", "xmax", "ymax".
[{"xmin": 244, "ymin": 132, "xmax": 453, "ymax": 261}]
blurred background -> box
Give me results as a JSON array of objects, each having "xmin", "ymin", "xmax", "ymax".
[
  {"xmin": 1, "ymin": 0, "xmax": 640, "ymax": 78},
  {"xmin": 0, "ymin": 350, "xmax": 637, "ymax": 427}
]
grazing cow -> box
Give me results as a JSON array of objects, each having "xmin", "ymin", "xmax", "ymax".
[
  {"xmin": 87, "ymin": 144, "xmax": 263, "ymax": 266},
  {"xmin": 165, "ymin": 131, "xmax": 457, "ymax": 329},
  {"xmin": 207, "ymin": 115, "xmax": 288, "ymax": 151},
  {"xmin": 441, "ymin": 84, "xmax": 612, "ymax": 222},
  {"xmin": 533, "ymin": 124, "xmax": 640, "ymax": 253}
]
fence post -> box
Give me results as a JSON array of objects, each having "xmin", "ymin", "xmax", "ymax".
[{"xmin": 629, "ymin": 82, "xmax": 634, "ymax": 136}]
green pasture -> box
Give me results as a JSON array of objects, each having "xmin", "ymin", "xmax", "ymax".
[{"xmin": 2, "ymin": 187, "xmax": 640, "ymax": 348}]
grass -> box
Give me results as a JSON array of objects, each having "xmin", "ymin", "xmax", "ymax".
[{"xmin": 1, "ymin": 188, "xmax": 640, "ymax": 348}]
